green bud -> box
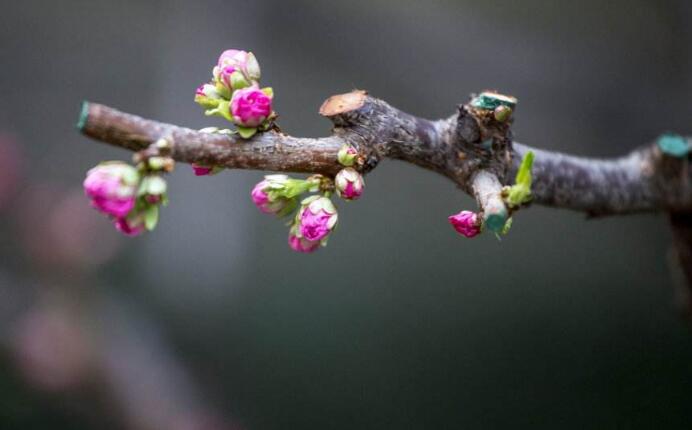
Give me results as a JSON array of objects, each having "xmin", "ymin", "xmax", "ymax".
[
  {"xmin": 493, "ymin": 105, "xmax": 512, "ymax": 122},
  {"xmin": 504, "ymin": 151, "xmax": 534, "ymax": 208},
  {"xmin": 147, "ymin": 156, "xmax": 166, "ymax": 171},
  {"xmin": 337, "ymin": 145, "xmax": 358, "ymax": 166}
]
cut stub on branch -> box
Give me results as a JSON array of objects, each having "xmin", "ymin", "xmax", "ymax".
[{"xmin": 319, "ymin": 90, "xmax": 368, "ymax": 117}]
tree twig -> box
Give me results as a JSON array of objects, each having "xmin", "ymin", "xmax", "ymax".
[{"xmin": 79, "ymin": 91, "xmax": 692, "ymax": 217}]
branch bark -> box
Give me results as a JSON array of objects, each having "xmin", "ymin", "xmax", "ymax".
[{"xmin": 79, "ymin": 91, "xmax": 692, "ymax": 217}]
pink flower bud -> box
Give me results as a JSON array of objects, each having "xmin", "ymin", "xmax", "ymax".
[
  {"xmin": 217, "ymin": 49, "xmax": 248, "ymax": 69},
  {"xmin": 215, "ymin": 49, "xmax": 261, "ymax": 81},
  {"xmin": 217, "ymin": 66, "xmax": 251, "ymax": 92},
  {"xmin": 448, "ymin": 210, "xmax": 481, "ymax": 238},
  {"xmin": 298, "ymin": 196, "xmax": 338, "ymax": 242},
  {"xmin": 192, "ymin": 164, "xmax": 213, "ymax": 176},
  {"xmin": 251, "ymin": 178, "xmax": 294, "ymax": 214},
  {"xmin": 230, "ymin": 87, "xmax": 272, "ymax": 128},
  {"xmin": 337, "ymin": 145, "xmax": 358, "ymax": 166},
  {"xmin": 288, "ymin": 231, "xmax": 320, "ymax": 253},
  {"xmin": 194, "ymin": 84, "xmax": 221, "ymax": 108},
  {"xmin": 335, "ymin": 168, "xmax": 364, "ymax": 200},
  {"xmin": 83, "ymin": 162, "xmax": 139, "ymax": 218},
  {"xmin": 113, "ymin": 215, "xmax": 145, "ymax": 237},
  {"xmin": 191, "ymin": 164, "xmax": 223, "ymax": 176}
]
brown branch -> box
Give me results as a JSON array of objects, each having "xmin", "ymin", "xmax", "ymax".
[
  {"xmin": 78, "ymin": 89, "xmax": 692, "ymax": 308},
  {"xmin": 79, "ymin": 92, "xmax": 692, "ymax": 217}
]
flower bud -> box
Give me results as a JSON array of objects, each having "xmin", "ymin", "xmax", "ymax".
[
  {"xmin": 218, "ymin": 66, "xmax": 251, "ymax": 92},
  {"xmin": 334, "ymin": 168, "xmax": 364, "ymax": 200},
  {"xmin": 214, "ymin": 49, "xmax": 260, "ymax": 83},
  {"xmin": 83, "ymin": 162, "xmax": 139, "ymax": 218},
  {"xmin": 245, "ymin": 52, "xmax": 261, "ymax": 81},
  {"xmin": 194, "ymin": 84, "xmax": 222, "ymax": 109},
  {"xmin": 251, "ymin": 176, "xmax": 297, "ymax": 215},
  {"xmin": 191, "ymin": 163, "xmax": 223, "ymax": 176},
  {"xmin": 288, "ymin": 228, "xmax": 320, "ymax": 253},
  {"xmin": 230, "ymin": 86, "xmax": 273, "ymax": 128},
  {"xmin": 493, "ymin": 105, "xmax": 512, "ymax": 122},
  {"xmin": 337, "ymin": 145, "xmax": 358, "ymax": 166},
  {"xmin": 114, "ymin": 213, "xmax": 145, "ymax": 237},
  {"xmin": 298, "ymin": 196, "xmax": 338, "ymax": 242},
  {"xmin": 138, "ymin": 175, "xmax": 167, "ymax": 205},
  {"xmin": 217, "ymin": 49, "xmax": 248, "ymax": 70},
  {"xmin": 448, "ymin": 210, "xmax": 481, "ymax": 238}
]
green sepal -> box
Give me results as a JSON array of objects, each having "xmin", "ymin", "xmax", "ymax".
[
  {"xmin": 230, "ymin": 71, "xmax": 250, "ymax": 90},
  {"xmin": 657, "ymin": 134, "xmax": 690, "ymax": 158},
  {"xmin": 501, "ymin": 217, "xmax": 513, "ymax": 235},
  {"xmin": 215, "ymin": 81, "xmax": 231, "ymax": 99},
  {"xmin": 147, "ymin": 156, "xmax": 166, "ymax": 171},
  {"xmin": 237, "ymin": 126, "xmax": 257, "ymax": 139},
  {"xmin": 138, "ymin": 175, "xmax": 167, "ymax": 197},
  {"xmin": 266, "ymin": 177, "xmax": 316, "ymax": 200},
  {"xmin": 261, "ymin": 87, "xmax": 274, "ymax": 98},
  {"xmin": 275, "ymin": 197, "xmax": 298, "ymax": 218},
  {"xmin": 204, "ymin": 100, "xmax": 233, "ymax": 123},
  {"xmin": 143, "ymin": 205, "xmax": 159, "ymax": 231}
]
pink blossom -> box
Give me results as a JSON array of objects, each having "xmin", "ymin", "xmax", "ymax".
[
  {"xmin": 218, "ymin": 66, "xmax": 237, "ymax": 89},
  {"xmin": 299, "ymin": 197, "xmax": 338, "ymax": 242},
  {"xmin": 251, "ymin": 180, "xmax": 281, "ymax": 214},
  {"xmin": 216, "ymin": 49, "xmax": 260, "ymax": 81},
  {"xmin": 194, "ymin": 83, "xmax": 220, "ymax": 109},
  {"xmin": 113, "ymin": 216, "xmax": 145, "ymax": 237},
  {"xmin": 250, "ymin": 175, "xmax": 296, "ymax": 215},
  {"xmin": 217, "ymin": 49, "xmax": 248, "ymax": 69},
  {"xmin": 230, "ymin": 87, "xmax": 272, "ymax": 128},
  {"xmin": 83, "ymin": 163, "xmax": 138, "ymax": 218},
  {"xmin": 288, "ymin": 232, "xmax": 320, "ymax": 253},
  {"xmin": 251, "ymin": 180, "xmax": 270, "ymax": 207},
  {"xmin": 191, "ymin": 164, "xmax": 223, "ymax": 176},
  {"xmin": 448, "ymin": 210, "xmax": 481, "ymax": 238},
  {"xmin": 191, "ymin": 163, "xmax": 214, "ymax": 176},
  {"xmin": 335, "ymin": 168, "xmax": 364, "ymax": 200}
]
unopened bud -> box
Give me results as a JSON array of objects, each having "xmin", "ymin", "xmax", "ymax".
[
  {"xmin": 334, "ymin": 168, "xmax": 364, "ymax": 200},
  {"xmin": 337, "ymin": 145, "xmax": 358, "ymax": 166}
]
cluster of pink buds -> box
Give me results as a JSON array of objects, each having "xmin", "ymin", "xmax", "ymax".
[
  {"xmin": 84, "ymin": 142, "xmax": 172, "ymax": 236},
  {"xmin": 249, "ymin": 173, "xmax": 343, "ymax": 253},
  {"xmin": 248, "ymin": 144, "xmax": 367, "ymax": 253},
  {"xmin": 194, "ymin": 49, "xmax": 275, "ymax": 141}
]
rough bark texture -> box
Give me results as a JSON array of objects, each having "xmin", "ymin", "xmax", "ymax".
[{"xmin": 79, "ymin": 92, "xmax": 692, "ymax": 215}]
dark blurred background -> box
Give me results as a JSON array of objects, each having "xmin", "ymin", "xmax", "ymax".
[{"xmin": 1, "ymin": 0, "xmax": 692, "ymax": 428}]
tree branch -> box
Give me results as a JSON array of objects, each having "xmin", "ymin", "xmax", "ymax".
[{"xmin": 79, "ymin": 90, "xmax": 692, "ymax": 217}]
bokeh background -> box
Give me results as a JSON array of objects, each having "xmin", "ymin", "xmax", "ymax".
[{"xmin": 1, "ymin": 0, "xmax": 692, "ymax": 428}]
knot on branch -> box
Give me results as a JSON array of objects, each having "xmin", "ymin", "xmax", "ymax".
[{"xmin": 454, "ymin": 92, "xmax": 516, "ymax": 187}]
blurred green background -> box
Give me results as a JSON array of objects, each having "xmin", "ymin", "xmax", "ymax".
[{"xmin": 1, "ymin": 0, "xmax": 691, "ymax": 428}]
